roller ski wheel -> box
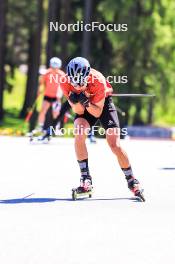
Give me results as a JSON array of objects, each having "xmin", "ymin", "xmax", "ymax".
[
  {"xmin": 28, "ymin": 133, "xmax": 33, "ymax": 142},
  {"xmin": 37, "ymin": 135, "xmax": 51, "ymax": 143},
  {"xmin": 134, "ymin": 189, "xmax": 145, "ymax": 202},
  {"xmin": 26, "ymin": 132, "xmax": 34, "ymax": 142},
  {"xmin": 72, "ymin": 189, "xmax": 77, "ymax": 200},
  {"xmin": 72, "ymin": 186, "xmax": 93, "ymax": 200},
  {"xmin": 29, "ymin": 137, "xmax": 34, "ymax": 142},
  {"xmin": 29, "ymin": 133, "xmax": 35, "ymax": 143},
  {"xmin": 126, "ymin": 177, "xmax": 145, "ymax": 202},
  {"xmin": 28, "ymin": 129, "xmax": 42, "ymax": 143}
]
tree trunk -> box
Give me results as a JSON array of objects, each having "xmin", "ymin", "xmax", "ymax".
[
  {"xmin": 20, "ymin": 0, "xmax": 43, "ymax": 118},
  {"xmin": 133, "ymin": 100, "xmax": 144, "ymax": 125},
  {"xmin": 59, "ymin": 0, "xmax": 71, "ymax": 67},
  {"xmin": 147, "ymin": 98, "xmax": 154, "ymax": 124},
  {"xmin": 46, "ymin": 0, "xmax": 59, "ymax": 67},
  {"xmin": 0, "ymin": 0, "xmax": 7, "ymax": 120},
  {"xmin": 82, "ymin": 0, "xmax": 93, "ymax": 59}
]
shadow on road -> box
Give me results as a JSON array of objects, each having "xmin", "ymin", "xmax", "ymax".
[
  {"xmin": 87, "ymin": 197, "xmax": 140, "ymax": 202},
  {"xmin": 159, "ymin": 167, "xmax": 175, "ymax": 170},
  {"xmin": 0, "ymin": 197, "xmax": 72, "ymax": 204},
  {"xmin": 0, "ymin": 196, "xmax": 141, "ymax": 204}
]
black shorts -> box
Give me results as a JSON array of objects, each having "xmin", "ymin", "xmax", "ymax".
[
  {"xmin": 74, "ymin": 96, "xmax": 120, "ymax": 130},
  {"xmin": 44, "ymin": 96, "xmax": 57, "ymax": 103}
]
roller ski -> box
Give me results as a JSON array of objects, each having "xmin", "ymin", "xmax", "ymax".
[
  {"xmin": 37, "ymin": 133, "xmax": 51, "ymax": 143},
  {"xmin": 126, "ymin": 176, "xmax": 145, "ymax": 202},
  {"xmin": 72, "ymin": 176, "xmax": 93, "ymax": 200},
  {"xmin": 38, "ymin": 128, "xmax": 52, "ymax": 142},
  {"xmin": 28, "ymin": 127, "xmax": 51, "ymax": 143}
]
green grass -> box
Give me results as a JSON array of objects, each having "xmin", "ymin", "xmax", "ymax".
[
  {"xmin": 0, "ymin": 69, "xmax": 28, "ymax": 135},
  {"xmin": 0, "ymin": 109, "xmax": 28, "ymax": 135},
  {"xmin": 4, "ymin": 69, "xmax": 26, "ymax": 111}
]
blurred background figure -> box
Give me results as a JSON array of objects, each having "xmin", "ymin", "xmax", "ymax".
[{"xmin": 32, "ymin": 56, "xmax": 64, "ymax": 136}]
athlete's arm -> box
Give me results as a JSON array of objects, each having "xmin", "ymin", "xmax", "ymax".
[
  {"xmin": 86, "ymin": 98, "xmax": 105, "ymax": 118},
  {"xmin": 68, "ymin": 100, "xmax": 85, "ymax": 115}
]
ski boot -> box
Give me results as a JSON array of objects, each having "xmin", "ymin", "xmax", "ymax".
[
  {"xmin": 126, "ymin": 176, "xmax": 145, "ymax": 202},
  {"xmin": 29, "ymin": 126, "xmax": 50, "ymax": 143},
  {"xmin": 72, "ymin": 176, "xmax": 93, "ymax": 200},
  {"xmin": 37, "ymin": 128, "xmax": 51, "ymax": 143},
  {"xmin": 29, "ymin": 126, "xmax": 43, "ymax": 142}
]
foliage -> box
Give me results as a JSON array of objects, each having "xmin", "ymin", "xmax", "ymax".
[{"xmin": 1, "ymin": 0, "xmax": 175, "ymax": 129}]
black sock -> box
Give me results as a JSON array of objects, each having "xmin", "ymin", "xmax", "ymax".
[
  {"xmin": 121, "ymin": 166, "xmax": 134, "ymax": 180},
  {"xmin": 78, "ymin": 159, "xmax": 90, "ymax": 178}
]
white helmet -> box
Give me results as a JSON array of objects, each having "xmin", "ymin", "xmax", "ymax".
[{"xmin": 50, "ymin": 57, "xmax": 62, "ymax": 69}]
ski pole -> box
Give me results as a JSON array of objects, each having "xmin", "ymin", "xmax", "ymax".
[
  {"xmin": 25, "ymin": 92, "xmax": 42, "ymax": 123},
  {"xmin": 112, "ymin": 93, "xmax": 155, "ymax": 97}
]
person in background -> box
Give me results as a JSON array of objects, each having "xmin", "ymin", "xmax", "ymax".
[{"xmin": 34, "ymin": 57, "xmax": 65, "ymax": 134}]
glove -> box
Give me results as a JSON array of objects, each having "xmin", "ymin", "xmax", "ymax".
[
  {"xmin": 69, "ymin": 92, "xmax": 80, "ymax": 104},
  {"xmin": 78, "ymin": 92, "xmax": 90, "ymax": 107},
  {"xmin": 69, "ymin": 92, "xmax": 90, "ymax": 107}
]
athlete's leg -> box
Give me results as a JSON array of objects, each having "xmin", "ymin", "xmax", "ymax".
[
  {"xmin": 52, "ymin": 110, "xmax": 60, "ymax": 119},
  {"xmin": 106, "ymin": 128, "xmax": 130, "ymax": 168},
  {"xmin": 53, "ymin": 101, "xmax": 71, "ymax": 127},
  {"xmin": 74, "ymin": 117, "xmax": 90, "ymax": 161},
  {"xmin": 100, "ymin": 97, "xmax": 143, "ymax": 197},
  {"xmin": 100, "ymin": 97, "xmax": 130, "ymax": 167},
  {"xmin": 52, "ymin": 101, "xmax": 61, "ymax": 119},
  {"xmin": 38, "ymin": 100, "xmax": 51, "ymax": 128},
  {"xmin": 42, "ymin": 101, "xmax": 71, "ymax": 138},
  {"xmin": 74, "ymin": 117, "xmax": 93, "ymax": 191},
  {"xmin": 106, "ymin": 128, "xmax": 141, "ymax": 195}
]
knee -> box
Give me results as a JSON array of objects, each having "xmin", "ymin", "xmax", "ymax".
[{"xmin": 74, "ymin": 118, "xmax": 90, "ymax": 143}]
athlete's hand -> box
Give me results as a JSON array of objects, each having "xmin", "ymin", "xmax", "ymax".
[
  {"xmin": 69, "ymin": 92, "xmax": 89, "ymax": 107},
  {"xmin": 69, "ymin": 92, "xmax": 80, "ymax": 104},
  {"xmin": 78, "ymin": 92, "xmax": 89, "ymax": 108}
]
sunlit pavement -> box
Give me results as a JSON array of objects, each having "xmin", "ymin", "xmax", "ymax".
[{"xmin": 0, "ymin": 136, "xmax": 175, "ymax": 264}]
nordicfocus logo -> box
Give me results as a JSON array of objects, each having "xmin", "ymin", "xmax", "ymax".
[
  {"xmin": 49, "ymin": 74, "xmax": 128, "ymax": 85},
  {"xmin": 49, "ymin": 125, "xmax": 128, "ymax": 137},
  {"xmin": 50, "ymin": 21, "xmax": 128, "ymax": 32}
]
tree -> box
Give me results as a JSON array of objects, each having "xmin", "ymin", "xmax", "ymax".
[
  {"xmin": 59, "ymin": 0, "xmax": 71, "ymax": 67},
  {"xmin": 82, "ymin": 0, "xmax": 93, "ymax": 59},
  {"xmin": 46, "ymin": 0, "xmax": 61, "ymax": 67},
  {"xmin": 20, "ymin": 0, "xmax": 44, "ymax": 118},
  {"xmin": 0, "ymin": 0, "xmax": 7, "ymax": 120}
]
